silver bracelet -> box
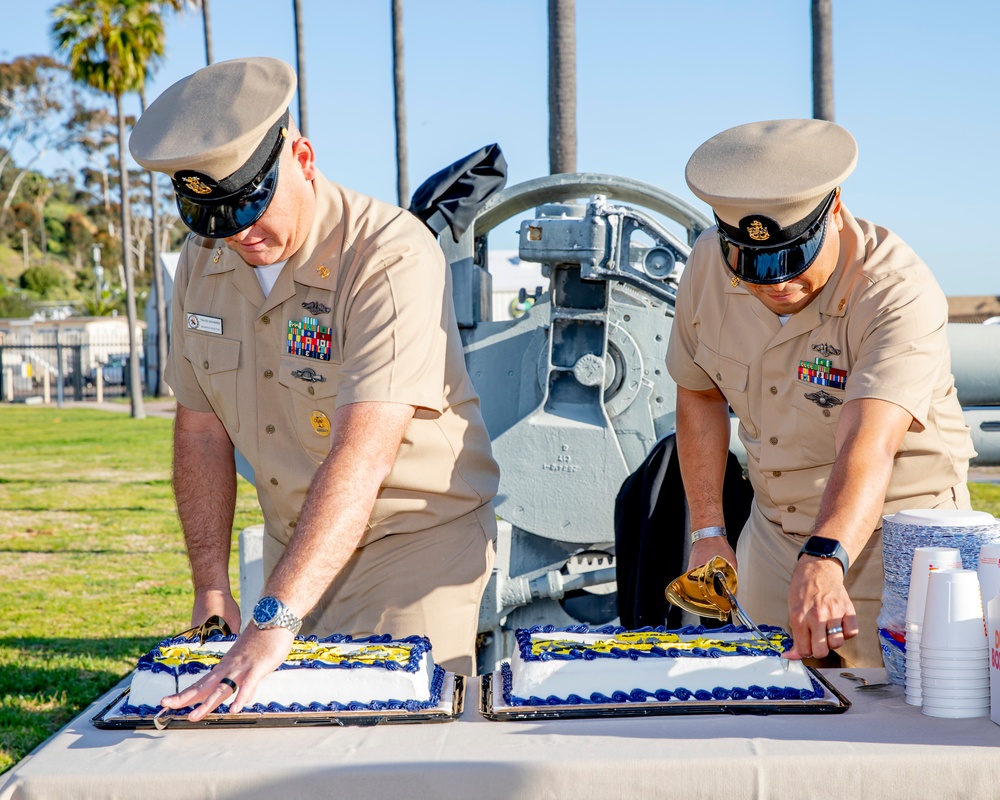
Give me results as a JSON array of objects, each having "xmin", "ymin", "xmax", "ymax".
[{"xmin": 691, "ymin": 526, "xmax": 727, "ymax": 543}]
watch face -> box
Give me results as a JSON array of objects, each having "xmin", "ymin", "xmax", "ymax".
[
  {"xmin": 254, "ymin": 596, "xmax": 279, "ymax": 625},
  {"xmin": 806, "ymin": 536, "xmax": 840, "ymax": 557}
]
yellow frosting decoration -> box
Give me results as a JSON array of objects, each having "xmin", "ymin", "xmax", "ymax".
[
  {"xmin": 155, "ymin": 641, "xmax": 414, "ymax": 668},
  {"xmin": 529, "ymin": 632, "xmax": 786, "ymax": 658}
]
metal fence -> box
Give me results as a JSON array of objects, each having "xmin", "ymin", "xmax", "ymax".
[{"xmin": 0, "ymin": 332, "xmax": 157, "ymax": 404}]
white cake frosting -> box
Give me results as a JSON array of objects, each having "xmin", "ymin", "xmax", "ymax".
[
  {"xmin": 501, "ymin": 624, "xmax": 823, "ymax": 706},
  {"xmin": 123, "ymin": 633, "xmax": 443, "ymax": 715}
]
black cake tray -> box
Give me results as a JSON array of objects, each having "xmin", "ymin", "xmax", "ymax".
[
  {"xmin": 479, "ymin": 667, "xmax": 850, "ymax": 721},
  {"xmin": 92, "ymin": 673, "xmax": 465, "ymax": 729}
]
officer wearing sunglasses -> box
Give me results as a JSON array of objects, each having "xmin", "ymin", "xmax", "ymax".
[
  {"xmin": 667, "ymin": 119, "xmax": 974, "ymax": 669},
  {"xmin": 129, "ymin": 57, "xmax": 499, "ymax": 720}
]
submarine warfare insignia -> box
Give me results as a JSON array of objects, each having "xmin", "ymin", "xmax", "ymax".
[
  {"xmin": 798, "ymin": 356, "xmax": 847, "ymax": 390},
  {"xmin": 804, "ymin": 389, "xmax": 844, "ymax": 409},
  {"xmin": 310, "ymin": 411, "xmax": 331, "ymax": 436},
  {"xmin": 291, "ymin": 366, "xmax": 326, "ymax": 383},
  {"xmin": 301, "ymin": 300, "xmax": 331, "ymax": 315},
  {"xmin": 811, "ymin": 342, "xmax": 842, "ymax": 358},
  {"xmin": 288, "ymin": 316, "xmax": 332, "ymax": 361}
]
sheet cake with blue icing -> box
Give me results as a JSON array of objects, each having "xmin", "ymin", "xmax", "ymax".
[{"xmin": 499, "ymin": 624, "xmax": 827, "ymax": 708}]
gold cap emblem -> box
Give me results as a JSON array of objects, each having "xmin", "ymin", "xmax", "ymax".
[
  {"xmin": 182, "ymin": 175, "xmax": 214, "ymax": 195},
  {"xmin": 747, "ymin": 220, "xmax": 770, "ymax": 242}
]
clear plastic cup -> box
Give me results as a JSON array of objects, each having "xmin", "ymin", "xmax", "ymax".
[
  {"xmin": 907, "ymin": 547, "xmax": 963, "ymax": 626},
  {"xmin": 921, "ymin": 569, "xmax": 988, "ymax": 650}
]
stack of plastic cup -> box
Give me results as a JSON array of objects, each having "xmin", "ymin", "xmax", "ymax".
[
  {"xmin": 920, "ymin": 568, "xmax": 991, "ymax": 718},
  {"xmin": 978, "ymin": 543, "xmax": 1000, "ymax": 610},
  {"xmin": 904, "ymin": 547, "xmax": 962, "ymax": 706}
]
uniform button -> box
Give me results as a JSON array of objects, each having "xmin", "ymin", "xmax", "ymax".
[
  {"xmin": 308, "ymin": 386, "xmax": 315, "ymax": 395},
  {"xmin": 264, "ymin": 369, "xmax": 273, "ymax": 379},
  {"xmin": 772, "ymin": 471, "xmax": 781, "ymax": 477},
  {"xmin": 262, "ymin": 315, "xmax": 271, "ymax": 325},
  {"xmin": 203, "ymin": 361, "xmax": 209, "ymax": 369},
  {"xmin": 270, "ymin": 478, "xmax": 278, "ymax": 486},
  {"xmin": 770, "ymin": 386, "xmax": 778, "ymax": 395},
  {"xmin": 769, "ymin": 436, "xmax": 778, "ymax": 445},
  {"xmin": 787, "ymin": 505, "xmax": 796, "ymax": 513},
  {"xmin": 289, "ymin": 521, "xmax": 297, "ymax": 528},
  {"xmin": 715, "ymin": 372, "xmax": 722, "ymax": 381},
  {"xmin": 266, "ymin": 424, "xmax": 275, "ymax": 434},
  {"xmin": 823, "ymin": 409, "xmax": 831, "ymax": 417}
]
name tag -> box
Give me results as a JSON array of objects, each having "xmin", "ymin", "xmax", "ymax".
[{"xmin": 187, "ymin": 313, "xmax": 223, "ymax": 335}]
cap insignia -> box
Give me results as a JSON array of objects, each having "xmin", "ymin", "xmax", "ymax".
[
  {"xmin": 182, "ymin": 175, "xmax": 214, "ymax": 195},
  {"xmin": 747, "ymin": 220, "xmax": 770, "ymax": 242}
]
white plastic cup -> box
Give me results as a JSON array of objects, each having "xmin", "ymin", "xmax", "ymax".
[
  {"xmin": 920, "ymin": 569, "xmax": 988, "ymax": 650},
  {"xmin": 977, "ymin": 543, "xmax": 1000, "ymax": 609},
  {"xmin": 906, "ymin": 547, "xmax": 963, "ymax": 626},
  {"xmin": 920, "ymin": 665, "xmax": 990, "ymax": 680},
  {"xmin": 922, "ymin": 704, "xmax": 990, "ymax": 719},
  {"xmin": 921, "ymin": 674, "xmax": 991, "ymax": 689}
]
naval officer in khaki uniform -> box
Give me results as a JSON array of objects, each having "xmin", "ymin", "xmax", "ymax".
[
  {"xmin": 667, "ymin": 119, "xmax": 975, "ymax": 668},
  {"xmin": 129, "ymin": 57, "xmax": 499, "ymax": 718}
]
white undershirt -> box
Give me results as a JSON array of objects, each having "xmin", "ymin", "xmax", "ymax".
[{"xmin": 254, "ymin": 260, "xmax": 287, "ymax": 297}]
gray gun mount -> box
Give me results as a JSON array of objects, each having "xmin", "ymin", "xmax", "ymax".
[{"xmin": 448, "ymin": 173, "xmax": 1000, "ymax": 674}]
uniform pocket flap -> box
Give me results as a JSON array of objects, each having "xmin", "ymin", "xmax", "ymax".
[
  {"xmin": 278, "ymin": 358, "xmax": 339, "ymax": 400},
  {"xmin": 693, "ymin": 343, "xmax": 749, "ymax": 393},
  {"xmin": 183, "ymin": 333, "xmax": 241, "ymax": 375}
]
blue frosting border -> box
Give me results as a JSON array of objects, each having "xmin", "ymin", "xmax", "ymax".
[
  {"xmin": 121, "ymin": 634, "xmax": 443, "ymax": 717},
  {"xmin": 515, "ymin": 624, "xmax": 792, "ymax": 662}
]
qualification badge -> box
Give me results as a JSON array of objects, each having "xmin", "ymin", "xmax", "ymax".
[
  {"xmin": 310, "ymin": 411, "xmax": 331, "ymax": 436},
  {"xmin": 287, "ymin": 316, "xmax": 332, "ymax": 361}
]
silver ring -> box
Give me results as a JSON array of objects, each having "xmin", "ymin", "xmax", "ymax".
[
  {"xmin": 826, "ymin": 625, "xmax": 844, "ymax": 636},
  {"xmin": 218, "ymin": 676, "xmax": 238, "ymax": 693}
]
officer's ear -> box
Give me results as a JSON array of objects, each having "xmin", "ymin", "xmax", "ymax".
[
  {"xmin": 290, "ymin": 136, "xmax": 316, "ymax": 182},
  {"xmin": 831, "ymin": 187, "xmax": 844, "ymax": 232}
]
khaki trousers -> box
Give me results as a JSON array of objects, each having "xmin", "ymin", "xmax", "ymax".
[
  {"xmin": 735, "ymin": 485, "xmax": 970, "ymax": 669},
  {"xmin": 264, "ymin": 503, "xmax": 496, "ymax": 676}
]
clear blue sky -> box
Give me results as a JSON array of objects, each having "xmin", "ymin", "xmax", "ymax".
[{"xmin": 2, "ymin": 1, "xmax": 998, "ymax": 296}]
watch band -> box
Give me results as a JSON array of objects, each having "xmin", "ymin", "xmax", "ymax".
[
  {"xmin": 253, "ymin": 595, "xmax": 303, "ymax": 635},
  {"xmin": 797, "ymin": 536, "xmax": 849, "ymax": 576},
  {"xmin": 691, "ymin": 526, "xmax": 727, "ymax": 543}
]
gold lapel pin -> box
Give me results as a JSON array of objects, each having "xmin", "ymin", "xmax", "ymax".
[
  {"xmin": 213, "ymin": 247, "xmax": 223, "ymax": 264},
  {"xmin": 731, "ymin": 275, "xmax": 741, "ymax": 288},
  {"xmin": 317, "ymin": 264, "xmax": 330, "ymax": 279}
]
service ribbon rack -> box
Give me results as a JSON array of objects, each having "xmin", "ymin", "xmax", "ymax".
[
  {"xmin": 798, "ymin": 357, "xmax": 847, "ymax": 389},
  {"xmin": 287, "ymin": 316, "xmax": 332, "ymax": 361}
]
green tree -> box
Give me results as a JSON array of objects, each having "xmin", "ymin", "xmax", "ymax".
[{"xmin": 51, "ymin": 0, "xmax": 165, "ymax": 419}]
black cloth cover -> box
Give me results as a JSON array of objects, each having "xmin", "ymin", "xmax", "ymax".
[
  {"xmin": 409, "ymin": 143, "xmax": 507, "ymax": 242},
  {"xmin": 614, "ymin": 434, "xmax": 753, "ymax": 630}
]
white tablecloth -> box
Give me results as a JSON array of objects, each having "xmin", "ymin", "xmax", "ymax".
[{"xmin": 2, "ymin": 670, "xmax": 999, "ymax": 800}]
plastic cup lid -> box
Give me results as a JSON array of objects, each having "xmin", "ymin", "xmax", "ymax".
[{"xmin": 886, "ymin": 509, "xmax": 996, "ymax": 527}]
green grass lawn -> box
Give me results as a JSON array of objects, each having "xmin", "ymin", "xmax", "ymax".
[
  {"xmin": 0, "ymin": 406, "xmax": 262, "ymax": 774},
  {"xmin": 1, "ymin": 406, "xmax": 999, "ymax": 776}
]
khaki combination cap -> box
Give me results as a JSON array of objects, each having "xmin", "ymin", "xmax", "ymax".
[
  {"xmin": 129, "ymin": 57, "xmax": 297, "ymax": 238},
  {"xmin": 686, "ymin": 119, "xmax": 857, "ymax": 285},
  {"xmin": 685, "ymin": 118, "xmax": 857, "ymax": 229}
]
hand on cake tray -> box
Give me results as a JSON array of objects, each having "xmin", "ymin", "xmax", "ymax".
[
  {"xmin": 784, "ymin": 557, "xmax": 859, "ymax": 661},
  {"xmin": 159, "ymin": 625, "xmax": 295, "ymax": 721}
]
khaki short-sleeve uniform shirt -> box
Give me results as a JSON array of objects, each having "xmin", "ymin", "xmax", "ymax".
[
  {"xmin": 667, "ymin": 207, "xmax": 975, "ymax": 532},
  {"xmin": 165, "ymin": 171, "xmax": 500, "ymax": 546}
]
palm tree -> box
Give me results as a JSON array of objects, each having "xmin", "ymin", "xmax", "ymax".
[
  {"xmin": 51, "ymin": 0, "xmax": 166, "ymax": 420},
  {"xmin": 293, "ymin": 0, "xmax": 308, "ymax": 135},
  {"xmin": 548, "ymin": 0, "xmax": 576, "ymax": 174},
  {"xmin": 811, "ymin": 0, "xmax": 834, "ymax": 121},
  {"xmin": 391, "ymin": 0, "xmax": 407, "ymax": 207}
]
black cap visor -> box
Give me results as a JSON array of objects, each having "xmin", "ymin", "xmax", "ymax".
[
  {"xmin": 176, "ymin": 161, "xmax": 279, "ymax": 239},
  {"xmin": 716, "ymin": 191, "xmax": 835, "ymax": 285}
]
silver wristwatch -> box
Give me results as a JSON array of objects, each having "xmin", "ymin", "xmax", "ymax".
[{"xmin": 252, "ymin": 595, "xmax": 302, "ymax": 635}]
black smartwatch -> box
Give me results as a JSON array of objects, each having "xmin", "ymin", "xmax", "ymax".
[{"xmin": 798, "ymin": 535, "xmax": 849, "ymax": 575}]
